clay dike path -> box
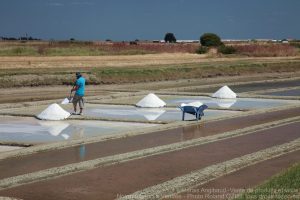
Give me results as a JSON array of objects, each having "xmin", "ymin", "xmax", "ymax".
[{"xmin": 0, "ymin": 107, "xmax": 300, "ymax": 200}]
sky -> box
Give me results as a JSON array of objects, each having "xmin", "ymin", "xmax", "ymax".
[{"xmin": 0, "ymin": 0, "xmax": 299, "ymax": 41}]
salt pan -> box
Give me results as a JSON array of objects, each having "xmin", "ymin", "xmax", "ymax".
[
  {"xmin": 37, "ymin": 103, "xmax": 71, "ymax": 121},
  {"xmin": 212, "ymin": 86, "xmax": 237, "ymax": 99},
  {"xmin": 136, "ymin": 93, "xmax": 166, "ymax": 108}
]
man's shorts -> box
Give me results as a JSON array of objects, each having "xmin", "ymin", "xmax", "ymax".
[{"xmin": 72, "ymin": 95, "xmax": 84, "ymax": 109}]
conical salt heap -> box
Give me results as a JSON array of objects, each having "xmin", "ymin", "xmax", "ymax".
[
  {"xmin": 136, "ymin": 93, "xmax": 166, "ymax": 108},
  {"xmin": 212, "ymin": 86, "xmax": 237, "ymax": 99},
  {"xmin": 37, "ymin": 103, "xmax": 71, "ymax": 121}
]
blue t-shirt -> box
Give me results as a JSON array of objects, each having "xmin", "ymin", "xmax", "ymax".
[{"xmin": 75, "ymin": 77, "xmax": 85, "ymax": 96}]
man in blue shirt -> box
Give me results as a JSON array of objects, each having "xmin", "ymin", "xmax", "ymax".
[{"xmin": 71, "ymin": 72, "xmax": 85, "ymax": 115}]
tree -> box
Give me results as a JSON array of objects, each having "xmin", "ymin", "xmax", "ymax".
[
  {"xmin": 164, "ymin": 33, "xmax": 176, "ymax": 43},
  {"xmin": 200, "ymin": 33, "xmax": 222, "ymax": 47}
]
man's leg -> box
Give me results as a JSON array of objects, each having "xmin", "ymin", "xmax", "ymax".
[
  {"xmin": 72, "ymin": 95, "xmax": 79, "ymax": 114},
  {"xmin": 79, "ymin": 97, "xmax": 84, "ymax": 115},
  {"xmin": 73, "ymin": 103, "xmax": 77, "ymax": 113}
]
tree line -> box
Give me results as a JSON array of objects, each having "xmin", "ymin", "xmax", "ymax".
[{"xmin": 1, "ymin": 36, "xmax": 41, "ymax": 41}]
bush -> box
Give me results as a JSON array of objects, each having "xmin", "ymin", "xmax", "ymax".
[
  {"xmin": 290, "ymin": 42, "xmax": 300, "ymax": 49},
  {"xmin": 196, "ymin": 46, "xmax": 208, "ymax": 54},
  {"xmin": 200, "ymin": 33, "xmax": 222, "ymax": 47},
  {"xmin": 218, "ymin": 45, "xmax": 236, "ymax": 54},
  {"xmin": 164, "ymin": 33, "xmax": 177, "ymax": 43}
]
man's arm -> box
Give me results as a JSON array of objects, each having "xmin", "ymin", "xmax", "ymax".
[
  {"xmin": 71, "ymin": 80, "xmax": 78, "ymax": 92},
  {"xmin": 71, "ymin": 85, "xmax": 79, "ymax": 92}
]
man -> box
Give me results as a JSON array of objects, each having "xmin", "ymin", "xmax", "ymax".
[{"xmin": 71, "ymin": 72, "xmax": 85, "ymax": 115}]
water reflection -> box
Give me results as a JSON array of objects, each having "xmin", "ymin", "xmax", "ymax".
[
  {"xmin": 181, "ymin": 124, "xmax": 206, "ymax": 141},
  {"xmin": 38, "ymin": 121, "xmax": 70, "ymax": 137},
  {"xmin": 70, "ymin": 127, "xmax": 86, "ymax": 161},
  {"xmin": 0, "ymin": 117, "xmax": 156, "ymax": 144},
  {"xmin": 79, "ymin": 144, "xmax": 86, "ymax": 160},
  {"xmin": 215, "ymin": 99, "xmax": 236, "ymax": 108},
  {"xmin": 138, "ymin": 108, "xmax": 166, "ymax": 121},
  {"xmin": 88, "ymin": 107, "xmax": 166, "ymax": 121},
  {"xmin": 165, "ymin": 96, "xmax": 291, "ymax": 110}
]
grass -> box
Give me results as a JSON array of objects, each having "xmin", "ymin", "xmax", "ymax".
[
  {"xmin": 235, "ymin": 163, "xmax": 300, "ymax": 200},
  {"xmin": 0, "ymin": 46, "xmax": 39, "ymax": 56},
  {"xmin": 0, "ymin": 46, "xmax": 155, "ymax": 56},
  {"xmin": 1, "ymin": 59, "xmax": 300, "ymax": 88},
  {"xmin": 1, "ymin": 41, "xmax": 298, "ymax": 57},
  {"xmin": 0, "ymin": 41, "xmax": 198, "ymax": 56}
]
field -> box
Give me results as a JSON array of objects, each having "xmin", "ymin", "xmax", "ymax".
[
  {"xmin": 0, "ymin": 40, "xmax": 199, "ymax": 56},
  {"xmin": 1, "ymin": 54, "xmax": 300, "ymax": 88},
  {"xmin": 0, "ymin": 40, "xmax": 299, "ymax": 89}
]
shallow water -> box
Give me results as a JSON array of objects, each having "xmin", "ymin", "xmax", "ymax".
[
  {"xmin": 84, "ymin": 104, "xmax": 240, "ymax": 122},
  {"xmin": 264, "ymin": 89, "xmax": 300, "ymax": 97},
  {"xmin": 180, "ymin": 79, "xmax": 300, "ymax": 93},
  {"xmin": 163, "ymin": 96, "xmax": 297, "ymax": 110},
  {"xmin": 0, "ymin": 116, "xmax": 157, "ymax": 144}
]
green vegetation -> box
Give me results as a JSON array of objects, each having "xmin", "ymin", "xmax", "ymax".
[
  {"xmin": 200, "ymin": 33, "xmax": 223, "ymax": 47},
  {"xmin": 0, "ymin": 45, "xmax": 154, "ymax": 56},
  {"xmin": 218, "ymin": 45, "xmax": 236, "ymax": 54},
  {"xmin": 290, "ymin": 42, "xmax": 300, "ymax": 49},
  {"xmin": 0, "ymin": 41, "xmax": 159, "ymax": 56},
  {"xmin": 0, "ymin": 40, "xmax": 298, "ymax": 56},
  {"xmin": 196, "ymin": 46, "xmax": 208, "ymax": 54},
  {"xmin": 164, "ymin": 33, "xmax": 177, "ymax": 43},
  {"xmin": 0, "ymin": 46, "xmax": 39, "ymax": 56},
  {"xmin": 235, "ymin": 163, "xmax": 300, "ymax": 200}
]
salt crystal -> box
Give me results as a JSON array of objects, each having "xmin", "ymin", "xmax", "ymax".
[
  {"xmin": 212, "ymin": 86, "xmax": 237, "ymax": 99},
  {"xmin": 180, "ymin": 101, "xmax": 203, "ymax": 108},
  {"xmin": 136, "ymin": 93, "xmax": 166, "ymax": 108},
  {"xmin": 37, "ymin": 103, "xmax": 71, "ymax": 121}
]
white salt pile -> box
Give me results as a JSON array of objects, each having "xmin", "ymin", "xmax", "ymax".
[
  {"xmin": 136, "ymin": 93, "xmax": 166, "ymax": 108},
  {"xmin": 180, "ymin": 101, "xmax": 203, "ymax": 108},
  {"xmin": 212, "ymin": 86, "xmax": 237, "ymax": 99},
  {"xmin": 37, "ymin": 103, "xmax": 71, "ymax": 121}
]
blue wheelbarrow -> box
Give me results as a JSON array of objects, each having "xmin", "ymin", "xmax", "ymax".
[{"xmin": 179, "ymin": 104, "xmax": 208, "ymax": 121}]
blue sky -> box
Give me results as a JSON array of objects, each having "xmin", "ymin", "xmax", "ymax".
[{"xmin": 0, "ymin": 0, "xmax": 299, "ymax": 40}]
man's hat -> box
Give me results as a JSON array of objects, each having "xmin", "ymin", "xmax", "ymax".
[{"xmin": 76, "ymin": 72, "xmax": 81, "ymax": 77}]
